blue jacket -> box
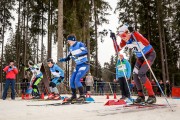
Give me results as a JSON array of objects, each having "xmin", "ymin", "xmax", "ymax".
[
  {"xmin": 62, "ymin": 41, "xmax": 88, "ymax": 65},
  {"xmin": 50, "ymin": 64, "xmax": 64, "ymax": 78},
  {"xmin": 116, "ymin": 58, "xmax": 131, "ymax": 79}
]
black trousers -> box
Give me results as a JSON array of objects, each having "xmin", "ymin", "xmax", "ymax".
[{"xmin": 118, "ymin": 77, "xmax": 130, "ymax": 98}]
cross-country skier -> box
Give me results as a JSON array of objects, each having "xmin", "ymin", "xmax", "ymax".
[
  {"xmin": 59, "ymin": 34, "xmax": 89, "ymax": 103},
  {"xmin": 25, "ymin": 61, "xmax": 43, "ymax": 99},
  {"xmin": 47, "ymin": 58, "xmax": 64, "ymax": 100},
  {"xmin": 111, "ymin": 24, "xmax": 156, "ymax": 104},
  {"xmin": 114, "ymin": 54, "xmax": 131, "ymax": 100}
]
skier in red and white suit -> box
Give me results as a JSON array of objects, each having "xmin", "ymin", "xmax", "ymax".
[{"xmin": 111, "ymin": 24, "xmax": 156, "ymax": 104}]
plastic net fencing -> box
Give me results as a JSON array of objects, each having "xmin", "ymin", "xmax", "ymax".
[
  {"xmin": 1, "ymin": 81, "xmax": 171, "ymax": 97},
  {"xmin": 1, "ymin": 81, "xmax": 139, "ymax": 97}
]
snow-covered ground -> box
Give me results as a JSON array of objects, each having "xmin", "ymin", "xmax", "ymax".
[{"xmin": 0, "ymin": 95, "xmax": 179, "ymax": 120}]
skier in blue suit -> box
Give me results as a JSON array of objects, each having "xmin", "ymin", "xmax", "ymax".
[
  {"xmin": 59, "ymin": 34, "xmax": 89, "ymax": 102},
  {"xmin": 47, "ymin": 58, "xmax": 64, "ymax": 100}
]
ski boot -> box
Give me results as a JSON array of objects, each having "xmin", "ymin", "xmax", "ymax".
[
  {"xmin": 125, "ymin": 97, "xmax": 134, "ymax": 104},
  {"xmin": 120, "ymin": 95, "xmax": 126, "ymax": 100},
  {"xmin": 32, "ymin": 93, "xmax": 41, "ymax": 99},
  {"xmin": 48, "ymin": 93, "xmax": 55, "ymax": 100},
  {"xmin": 134, "ymin": 96, "xmax": 145, "ymax": 104},
  {"xmin": 53, "ymin": 94, "xmax": 60, "ymax": 100},
  {"xmin": 146, "ymin": 95, "xmax": 156, "ymax": 104},
  {"xmin": 33, "ymin": 95, "xmax": 40, "ymax": 99},
  {"xmin": 76, "ymin": 95, "xmax": 86, "ymax": 103},
  {"xmin": 63, "ymin": 96, "xmax": 77, "ymax": 104}
]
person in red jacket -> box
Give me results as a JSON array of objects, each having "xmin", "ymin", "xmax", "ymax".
[{"xmin": 2, "ymin": 60, "xmax": 18, "ymax": 100}]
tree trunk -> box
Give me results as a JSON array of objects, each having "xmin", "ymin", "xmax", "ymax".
[
  {"xmin": 132, "ymin": 0, "xmax": 137, "ymax": 29},
  {"xmin": 47, "ymin": 0, "xmax": 51, "ymax": 59},
  {"xmin": 156, "ymin": 0, "xmax": 166, "ymax": 83},
  {"xmin": 162, "ymin": 27, "xmax": 169, "ymax": 81},
  {"xmin": 0, "ymin": 3, "xmax": 5, "ymax": 87},
  {"xmin": 94, "ymin": 0, "xmax": 98, "ymax": 77},
  {"xmin": 41, "ymin": 2, "xmax": 44, "ymax": 61},
  {"xmin": 57, "ymin": 0, "xmax": 63, "ymax": 69}
]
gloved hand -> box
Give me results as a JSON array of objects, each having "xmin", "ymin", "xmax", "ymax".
[
  {"xmin": 110, "ymin": 32, "xmax": 116, "ymax": 40},
  {"xmin": 21, "ymin": 63, "xmax": 25, "ymax": 67},
  {"xmin": 58, "ymin": 76, "xmax": 64, "ymax": 83},
  {"xmin": 58, "ymin": 58, "xmax": 66, "ymax": 62},
  {"xmin": 128, "ymin": 26, "xmax": 135, "ymax": 33}
]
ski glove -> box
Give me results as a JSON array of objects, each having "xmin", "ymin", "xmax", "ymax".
[
  {"xmin": 59, "ymin": 58, "xmax": 66, "ymax": 62},
  {"xmin": 58, "ymin": 76, "xmax": 64, "ymax": 83},
  {"xmin": 128, "ymin": 26, "xmax": 134, "ymax": 33},
  {"xmin": 110, "ymin": 32, "xmax": 116, "ymax": 40}
]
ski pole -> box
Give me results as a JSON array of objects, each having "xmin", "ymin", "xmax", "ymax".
[
  {"xmin": 131, "ymin": 33, "xmax": 174, "ymax": 111},
  {"xmin": 110, "ymin": 30, "xmax": 132, "ymax": 96},
  {"xmin": 70, "ymin": 55, "xmax": 116, "ymax": 75}
]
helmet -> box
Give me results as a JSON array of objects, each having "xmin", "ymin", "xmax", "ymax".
[{"xmin": 28, "ymin": 60, "xmax": 34, "ymax": 66}]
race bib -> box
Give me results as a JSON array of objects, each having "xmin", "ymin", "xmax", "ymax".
[{"xmin": 117, "ymin": 64, "xmax": 126, "ymax": 71}]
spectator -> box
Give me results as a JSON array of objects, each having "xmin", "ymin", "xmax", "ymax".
[
  {"xmin": 166, "ymin": 80, "xmax": 171, "ymax": 97},
  {"xmin": 151, "ymin": 79, "xmax": 156, "ymax": 86},
  {"xmin": 114, "ymin": 54, "xmax": 131, "ymax": 100},
  {"xmin": 20, "ymin": 75, "xmax": 29, "ymax": 94},
  {"xmin": 80, "ymin": 77, "xmax": 86, "ymax": 93},
  {"xmin": 98, "ymin": 78, "xmax": 104, "ymax": 95},
  {"xmin": 85, "ymin": 73, "xmax": 94, "ymax": 95},
  {"xmin": 151, "ymin": 79, "xmax": 157, "ymax": 95},
  {"xmin": 112, "ymin": 79, "xmax": 117, "ymax": 93},
  {"xmin": 2, "ymin": 60, "xmax": 18, "ymax": 100},
  {"xmin": 131, "ymin": 80, "xmax": 136, "ymax": 95},
  {"xmin": 93, "ymin": 77, "xmax": 98, "ymax": 94},
  {"xmin": 157, "ymin": 80, "xmax": 165, "ymax": 97}
]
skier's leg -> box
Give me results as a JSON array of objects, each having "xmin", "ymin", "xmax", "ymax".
[
  {"xmin": 74, "ymin": 64, "xmax": 89, "ymax": 101},
  {"xmin": 65, "ymin": 69, "xmax": 78, "ymax": 102},
  {"xmin": 32, "ymin": 76, "xmax": 42, "ymax": 97},
  {"xmin": 139, "ymin": 51, "xmax": 156, "ymax": 104},
  {"xmin": 133, "ymin": 59, "xmax": 145, "ymax": 103},
  {"xmin": 133, "ymin": 59, "xmax": 144, "ymax": 96}
]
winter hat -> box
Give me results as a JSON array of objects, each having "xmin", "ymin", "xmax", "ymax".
[
  {"xmin": 67, "ymin": 34, "xmax": 76, "ymax": 41},
  {"xmin": 47, "ymin": 58, "xmax": 55, "ymax": 64},
  {"xmin": 118, "ymin": 24, "xmax": 129, "ymax": 34}
]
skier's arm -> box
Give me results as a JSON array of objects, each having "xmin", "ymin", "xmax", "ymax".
[
  {"xmin": 133, "ymin": 31, "xmax": 150, "ymax": 46},
  {"xmin": 75, "ymin": 42, "xmax": 88, "ymax": 57},
  {"xmin": 126, "ymin": 60, "xmax": 131, "ymax": 79},
  {"xmin": 113, "ymin": 39, "xmax": 126, "ymax": 53},
  {"xmin": 59, "ymin": 53, "xmax": 72, "ymax": 62}
]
